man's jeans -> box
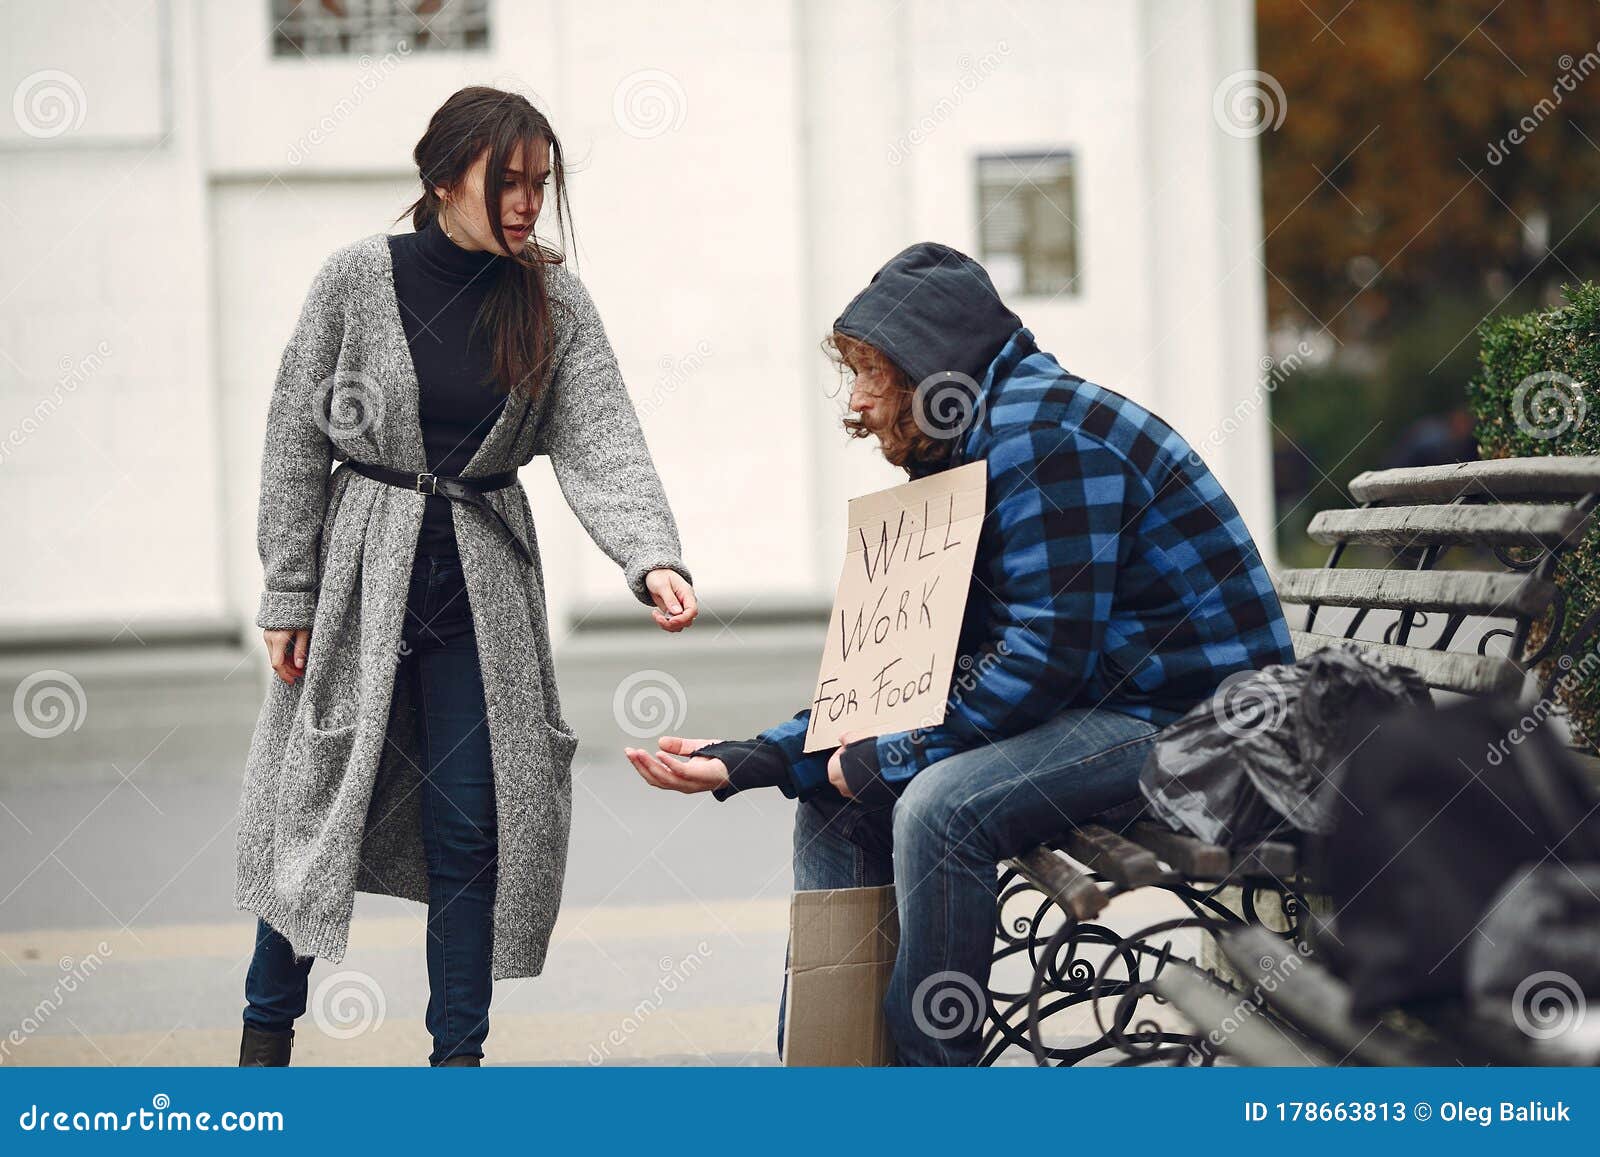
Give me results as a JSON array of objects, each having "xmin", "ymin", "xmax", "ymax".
[
  {"xmin": 243, "ymin": 551, "xmax": 499, "ymax": 1066},
  {"xmin": 783, "ymin": 705, "xmax": 1161, "ymax": 1066}
]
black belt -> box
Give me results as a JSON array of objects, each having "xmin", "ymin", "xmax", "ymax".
[{"xmin": 338, "ymin": 459, "xmax": 532, "ymax": 566}]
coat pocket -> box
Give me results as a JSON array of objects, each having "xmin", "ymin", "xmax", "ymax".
[
  {"xmin": 306, "ymin": 714, "xmax": 358, "ymax": 750},
  {"xmin": 540, "ymin": 718, "xmax": 579, "ymax": 779},
  {"xmin": 280, "ymin": 715, "xmax": 359, "ymax": 816}
]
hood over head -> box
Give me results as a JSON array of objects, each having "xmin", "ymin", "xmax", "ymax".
[{"xmin": 831, "ymin": 242, "xmax": 1023, "ymax": 389}]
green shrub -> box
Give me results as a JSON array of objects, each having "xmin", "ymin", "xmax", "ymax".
[{"xmin": 1468, "ymin": 283, "xmax": 1600, "ymax": 752}]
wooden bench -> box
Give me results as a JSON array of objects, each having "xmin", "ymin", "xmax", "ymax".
[{"xmin": 981, "ymin": 454, "xmax": 1600, "ymax": 1067}]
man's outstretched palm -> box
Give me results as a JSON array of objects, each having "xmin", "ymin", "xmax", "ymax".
[{"xmin": 625, "ymin": 734, "xmax": 729, "ymax": 793}]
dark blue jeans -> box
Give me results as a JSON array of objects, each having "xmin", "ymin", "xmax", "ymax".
[
  {"xmin": 243, "ymin": 551, "xmax": 499, "ymax": 1066},
  {"xmin": 781, "ymin": 705, "xmax": 1162, "ymax": 1066}
]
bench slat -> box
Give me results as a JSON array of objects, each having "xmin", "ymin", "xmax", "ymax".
[
  {"xmin": 1121, "ymin": 823, "xmax": 1299, "ymax": 882},
  {"xmin": 1291, "ymin": 630, "xmax": 1528, "ymax": 696},
  {"xmin": 1060, "ymin": 825, "xmax": 1174, "ymax": 889},
  {"xmin": 1274, "ymin": 567, "xmax": 1555, "ymax": 618},
  {"xmin": 1219, "ymin": 927, "xmax": 1563, "ymax": 1064},
  {"xmin": 1126, "ymin": 822, "xmax": 1232, "ymax": 879},
  {"xmin": 1007, "ymin": 847, "xmax": 1107, "ymax": 921},
  {"xmin": 1152, "ymin": 963, "xmax": 1332, "ymax": 1065},
  {"xmin": 1349, "ymin": 456, "xmax": 1600, "ymax": 503},
  {"xmin": 1307, "ymin": 503, "xmax": 1590, "ymax": 550},
  {"xmin": 1218, "ymin": 927, "xmax": 1450, "ymax": 1065},
  {"xmin": 1233, "ymin": 839, "xmax": 1300, "ymax": 881}
]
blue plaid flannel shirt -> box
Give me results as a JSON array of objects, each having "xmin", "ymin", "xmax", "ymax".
[{"xmin": 758, "ymin": 326, "xmax": 1295, "ymax": 804}]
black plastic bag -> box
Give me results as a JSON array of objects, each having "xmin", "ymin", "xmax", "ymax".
[
  {"xmin": 1138, "ymin": 641, "xmax": 1431, "ymax": 848},
  {"xmin": 1322, "ymin": 695, "xmax": 1600, "ymax": 1018},
  {"xmin": 1467, "ymin": 863, "xmax": 1600, "ymax": 1036}
]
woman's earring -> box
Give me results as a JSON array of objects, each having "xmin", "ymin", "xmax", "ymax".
[{"xmin": 441, "ymin": 205, "xmax": 455, "ymax": 241}]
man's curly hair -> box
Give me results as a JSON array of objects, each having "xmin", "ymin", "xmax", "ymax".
[{"xmin": 823, "ymin": 331, "xmax": 953, "ymax": 473}]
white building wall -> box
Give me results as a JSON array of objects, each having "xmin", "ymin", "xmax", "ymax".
[
  {"xmin": 1, "ymin": 0, "xmax": 225, "ymax": 634},
  {"xmin": 0, "ymin": 0, "xmax": 1275, "ymax": 643},
  {"xmin": 1139, "ymin": 0, "xmax": 1277, "ymax": 554}
]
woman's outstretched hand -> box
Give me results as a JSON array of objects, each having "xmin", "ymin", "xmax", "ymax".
[
  {"xmin": 645, "ymin": 569, "xmax": 698, "ymax": 632},
  {"xmin": 263, "ymin": 628, "xmax": 310, "ymax": 685},
  {"xmin": 626, "ymin": 735, "xmax": 728, "ymax": 794}
]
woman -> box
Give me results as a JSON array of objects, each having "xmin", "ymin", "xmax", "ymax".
[{"xmin": 236, "ymin": 87, "xmax": 697, "ymax": 1067}]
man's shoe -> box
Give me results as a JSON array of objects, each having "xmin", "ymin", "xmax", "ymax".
[
  {"xmin": 239, "ymin": 1024, "xmax": 294, "ymax": 1066},
  {"xmin": 435, "ymin": 1054, "xmax": 481, "ymax": 1067}
]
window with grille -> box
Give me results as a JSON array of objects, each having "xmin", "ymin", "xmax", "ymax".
[
  {"xmin": 976, "ymin": 151, "xmax": 1080, "ymax": 297},
  {"xmin": 270, "ymin": 0, "xmax": 490, "ymax": 57}
]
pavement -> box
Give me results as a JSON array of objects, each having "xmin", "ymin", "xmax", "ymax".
[{"xmin": 0, "ymin": 622, "xmax": 1195, "ymax": 1066}]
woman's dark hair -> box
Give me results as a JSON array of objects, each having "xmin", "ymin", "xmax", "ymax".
[{"xmin": 396, "ymin": 85, "xmax": 575, "ymax": 403}]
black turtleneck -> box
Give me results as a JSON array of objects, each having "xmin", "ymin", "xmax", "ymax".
[{"xmin": 387, "ymin": 216, "xmax": 511, "ymax": 559}]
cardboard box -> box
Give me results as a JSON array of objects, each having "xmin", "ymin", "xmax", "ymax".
[{"xmin": 783, "ymin": 885, "xmax": 900, "ymax": 1066}]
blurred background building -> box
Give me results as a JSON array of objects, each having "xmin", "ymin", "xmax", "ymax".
[{"xmin": 1, "ymin": 0, "xmax": 1272, "ymax": 647}]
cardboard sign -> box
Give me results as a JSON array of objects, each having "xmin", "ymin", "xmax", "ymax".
[
  {"xmin": 803, "ymin": 460, "xmax": 987, "ymax": 753},
  {"xmin": 783, "ymin": 885, "xmax": 899, "ymax": 1066}
]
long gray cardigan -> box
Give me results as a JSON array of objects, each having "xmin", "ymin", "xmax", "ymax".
[{"xmin": 234, "ymin": 232, "xmax": 691, "ymax": 980}]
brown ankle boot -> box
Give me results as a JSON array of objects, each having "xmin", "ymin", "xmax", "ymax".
[{"xmin": 239, "ymin": 1025, "xmax": 294, "ymax": 1066}]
